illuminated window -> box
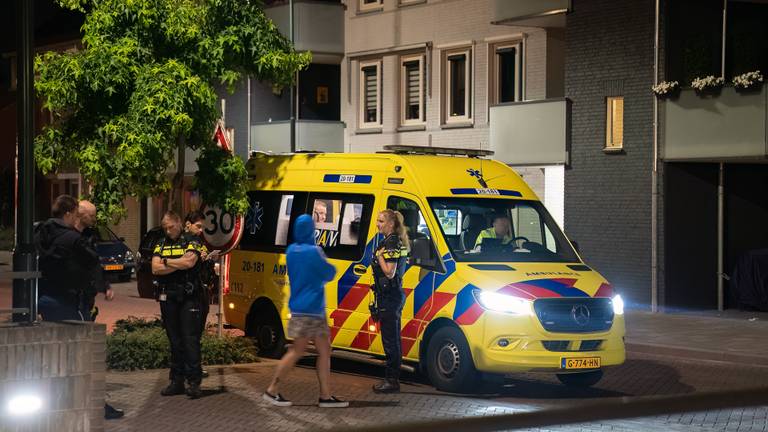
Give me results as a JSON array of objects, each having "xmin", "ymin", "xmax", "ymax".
[{"xmin": 605, "ymin": 96, "xmax": 624, "ymax": 149}]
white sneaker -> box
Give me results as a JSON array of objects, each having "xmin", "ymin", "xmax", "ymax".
[
  {"xmin": 263, "ymin": 391, "xmax": 292, "ymax": 407},
  {"xmin": 318, "ymin": 396, "xmax": 349, "ymax": 408}
]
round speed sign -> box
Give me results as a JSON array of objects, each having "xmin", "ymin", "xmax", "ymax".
[{"xmin": 201, "ymin": 205, "xmax": 244, "ymax": 254}]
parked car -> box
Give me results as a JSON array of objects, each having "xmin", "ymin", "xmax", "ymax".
[
  {"xmin": 93, "ymin": 226, "xmax": 136, "ymax": 282},
  {"xmin": 136, "ymin": 226, "xmax": 164, "ymax": 299}
]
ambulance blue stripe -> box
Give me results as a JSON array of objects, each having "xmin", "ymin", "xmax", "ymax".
[
  {"xmin": 324, "ymin": 174, "xmax": 373, "ymax": 184},
  {"xmin": 413, "ymin": 254, "xmax": 456, "ymax": 315},
  {"xmin": 450, "ymin": 188, "xmax": 522, "ymax": 197},
  {"xmin": 453, "ymin": 284, "xmax": 478, "ymax": 320},
  {"xmin": 525, "ymin": 279, "xmax": 590, "ymax": 298}
]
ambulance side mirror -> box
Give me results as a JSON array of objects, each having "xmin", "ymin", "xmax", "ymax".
[{"xmin": 410, "ymin": 237, "xmax": 446, "ymax": 274}]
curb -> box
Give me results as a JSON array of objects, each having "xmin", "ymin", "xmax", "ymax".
[{"xmin": 626, "ymin": 342, "xmax": 768, "ymax": 367}]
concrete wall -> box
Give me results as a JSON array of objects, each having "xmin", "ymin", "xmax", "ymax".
[
  {"xmin": 564, "ymin": 0, "xmax": 655, "ymax": 306},
  {"xmin": 0, "ymin": 322, "xmax": 106, "ymax": 432},
  {"xmin": 341, "ymin": 0, "xmax": 552, "ymax": 153}
]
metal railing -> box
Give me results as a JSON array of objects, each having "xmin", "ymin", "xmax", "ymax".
[{"xmin": 0, "ymin": 270, "xmax": 40, "ymax": 323}]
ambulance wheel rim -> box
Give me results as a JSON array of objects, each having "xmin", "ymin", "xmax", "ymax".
[{"xmin": 436, "ymin": 341, "xmax": 461, "ymax": 377}]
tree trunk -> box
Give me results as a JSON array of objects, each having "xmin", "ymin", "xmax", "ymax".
[{"xmin": 168, "ymin": 135, "xmax": 185, "ymax": 215}]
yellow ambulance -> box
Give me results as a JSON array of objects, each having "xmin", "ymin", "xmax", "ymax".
[{"xmin": 223, "ymin": 146, "xmax": 625, "ymax": 392}]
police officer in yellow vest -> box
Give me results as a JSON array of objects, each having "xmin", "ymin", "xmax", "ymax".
[
  {"xmin": 152, "ymin": 211, "xmax": 205, "ymax": 399},
  {"xmin": 474, "ymin": 213, "xmax": 513, "ymax": 249}
]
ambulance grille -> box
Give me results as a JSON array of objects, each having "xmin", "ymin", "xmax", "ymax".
[
  {"xmin": 533, "ymin": 298, "xmax": 614, "ymax": 333},
  {"xmin": 542, "ymin": 340, "xmax": 604, "ymax": 352}
]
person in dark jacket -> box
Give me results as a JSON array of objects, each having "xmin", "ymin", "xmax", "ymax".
[
  {"xmin": 36, "ymin": 195, "xmax": 98, "ymax": 321},
  {"xmin": 263, "ymin": 214, "xmax": 348, "ymax": 408}
]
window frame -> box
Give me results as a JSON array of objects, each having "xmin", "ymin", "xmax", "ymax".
[
  {"xmin": 359, "ymin": 0, "xmax": 383, "ymax": 13},
  {"xmin": 442, "ymin": 47, "xmax": 473, "ymax": 124},
  {"xmin": 605, "ymin": 96, "xmax": 624, "ymax": 150},
  {"xmin": 358, "ymin": 59, "xmax": 383, "ymax": 130},
  {"xmin": 309, "ymin": 192, "xmax": 375, "ymax": 261},
  {"xmin": 400, "ymin": 54, "xmax": 426, "ymax": 126},
  {"xmin": 386, "ymin": 195, "xmax": 446, "ymax": 273},
  {"xmin": 489, "ymin": 40, "xmax": 524, "ymax": 106}
]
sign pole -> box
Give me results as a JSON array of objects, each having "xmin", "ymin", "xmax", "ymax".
[{"xmin": 217, "ymin": 256, "xmax": 224, "ymax": 337}]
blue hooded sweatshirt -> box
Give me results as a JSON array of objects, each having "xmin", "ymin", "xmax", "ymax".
[{"xmin": 286, "ymin": 214, "xmax": 337, "ymax": 316}]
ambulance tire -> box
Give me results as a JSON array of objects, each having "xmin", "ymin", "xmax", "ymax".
[
  {"xmin": 426, "ymin": 327, "xmax": 478, "ymax": 393},
  {"xmin": 556, "ymin": 369, "xmax": 603, "ymax": 388},
  {"xmin": 246, "ymin": 307, "xmax": 286, "ymax": 359}
]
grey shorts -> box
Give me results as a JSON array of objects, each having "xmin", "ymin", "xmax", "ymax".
[{"xmin": 287, "ymin": 315, "xmax": 330, "ymax": 340}]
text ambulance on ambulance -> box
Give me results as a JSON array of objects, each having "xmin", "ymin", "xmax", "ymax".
[{"xmin": 224, "ymin": 146, "xmax": 625, "ymax": 392}]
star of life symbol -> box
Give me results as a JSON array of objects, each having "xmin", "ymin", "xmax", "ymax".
[
  {"xmin": 246, "ymin": 201, "xmax": 264, "ymax": 234},
  {"xmin": 466, "ymin": 168, "xmax": 489, "ymax": 188}
]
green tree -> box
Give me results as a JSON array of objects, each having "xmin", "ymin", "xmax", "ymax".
[{"xmin": 35, "ymin": 0, "xmax": 311, "ymax": 222}]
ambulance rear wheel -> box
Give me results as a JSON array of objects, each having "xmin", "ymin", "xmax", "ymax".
[
  {"xmin": 556, "ymin": 370, "xmax": 603, "ymax": 388},
  {"xmin": 426, "ymin": 327, "xmax": 477, "ymax": 393},
  {"xmin": 247, "ymin": 309, "xmax": 285, "ymax": 359}
]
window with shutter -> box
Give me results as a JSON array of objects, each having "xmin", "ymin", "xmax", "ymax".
[
  {"xmin": 359, "ymin": 60, "xmax": 381, "ymax": 129},
  {"xmin": 400, "ymin": 55, "xmax": 425, "ymax": 125}
]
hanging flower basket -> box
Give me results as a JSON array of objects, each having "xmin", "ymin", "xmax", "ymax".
[
  {"xmin": 732, "ymin": 70, "xmax": 764, "ymax": 93},
  {"xmin": 651, "ymin": 81, "xmax": 680, "ymax": 99},
  {"xmin": 691, "ymin": 75, "xmax": 725, "ymax": 96}
]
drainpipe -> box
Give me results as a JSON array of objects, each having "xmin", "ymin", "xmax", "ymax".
[
  {"xmin": 718, "ymin": 163, "xmax": 724, "ymax": 311},
  {"xmin": 289, "ymin": 0, "xmax": 296, "ymax": 152},
  {"xmin": 651, "ymin": 0, "xmax": 660, "ymax": 313}
]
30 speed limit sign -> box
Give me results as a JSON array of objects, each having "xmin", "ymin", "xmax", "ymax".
[{"xmin": 201, "ymin": 205, "xmax": 244, "ymax": 254}]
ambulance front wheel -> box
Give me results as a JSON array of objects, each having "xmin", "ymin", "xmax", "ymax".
[
  {"xmin": 556, "ymin": 369, "xmax": 603, "ymax": 388},
  {"xmin": 425, "ymin": 327, "xmax": 478, "ymax": 393},
  {"xmin": 246, "ymin": 306, "xmax": 286, "ymax": 359}
]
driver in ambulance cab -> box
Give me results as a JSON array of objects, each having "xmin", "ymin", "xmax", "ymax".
[{"xmin": 474, "ymin": 213, "xmax": 513, "ymax": 249}]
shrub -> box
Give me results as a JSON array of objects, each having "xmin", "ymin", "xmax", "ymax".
[{"xmin": 107, "ymin": 316, "xmax": 258, "ymax": 371}]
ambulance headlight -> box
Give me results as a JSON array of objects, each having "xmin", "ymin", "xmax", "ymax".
[
  {"xmin": 612, "ymin": 295, "xmax": 625, "ymax": 315},
  {"xmin": 474, "ymin": 290, "xmax": 532, "ymax": 315}
]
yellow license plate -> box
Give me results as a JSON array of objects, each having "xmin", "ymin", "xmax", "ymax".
[
  {"xmin": 561, "ymin": 357, "xmax": 601, "ymax": 369},
  {"xmin": 104, "ymin": 264, "xmax": 124, "ymax": 271}
]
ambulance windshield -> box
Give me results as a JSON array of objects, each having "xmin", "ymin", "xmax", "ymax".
[{"xmin": 428, "ymin": 198, "xmax": 579, "ymax": 263}]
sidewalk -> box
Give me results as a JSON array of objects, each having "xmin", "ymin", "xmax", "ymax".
[{"xmin": 625, "ymin": 308, "xmax": 768, "ymax": 366}]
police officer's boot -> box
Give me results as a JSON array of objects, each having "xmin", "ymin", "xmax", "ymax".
[
  {"xmin": 372, "ymin": 379, "xmax": 400, "ymax": 394},
  {"xmin": 160, "ymin": 379, "xmax": 186, "ymax": 396},
  {"xmin": 186, "ymin": 381, "xmax": 202, "ymax": 399}
]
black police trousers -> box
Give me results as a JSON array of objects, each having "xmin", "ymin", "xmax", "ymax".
[
  {"xmin": 377, "ymin": 289, "xmax": 406, "ymax": 382},
  {"xmin": 160, "ymin": 296, "xmax": 204, "ymax": 384}
]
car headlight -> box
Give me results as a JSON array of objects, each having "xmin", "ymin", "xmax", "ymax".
[
  {"xmin": 473, "ymin": 290, "xmax": 532, "ymax": 315},
  {"xmin": 612, "ymin": 294, "xmax": 624, "ymax": 315},
  {"xmin": 124, "ymin": 250, "xmax": 135, "ymax": 263}
]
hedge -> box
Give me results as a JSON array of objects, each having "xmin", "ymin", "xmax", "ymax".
[{"xmin": 107, "ymin": 317, "xmax": 258, "ymax": 371}]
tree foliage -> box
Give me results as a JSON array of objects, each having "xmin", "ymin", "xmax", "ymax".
[{"xmin": 35, "ymin": 0, "xmax": 311, "ymax": 222}]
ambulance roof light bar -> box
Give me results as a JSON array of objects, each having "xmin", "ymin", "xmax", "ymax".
[{"xmin": 382, "ymin": 145, "xmax": 494, "ymax": 158}]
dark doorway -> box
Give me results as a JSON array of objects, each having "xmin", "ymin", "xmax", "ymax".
[
  {"xmin": 724, "ymin": 164, "xmax": 768, "ymax": 308},
  {"xmin": 664, "ymin": 163, "xmax": 719, "ymax": 309}
]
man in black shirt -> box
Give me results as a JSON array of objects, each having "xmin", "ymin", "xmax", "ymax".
[{"xmin": 75, "ymin": 200, "xmax": 124, "ymax": 420}]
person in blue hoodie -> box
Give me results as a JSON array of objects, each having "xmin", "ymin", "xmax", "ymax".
[{"xmin": 263, "ymin": 214, "xmax": 349, "ymax": 408}]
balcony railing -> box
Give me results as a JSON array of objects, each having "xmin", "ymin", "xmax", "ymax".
[
  {"xmin": 662, "ymin": 86, "xmax": 767, "ymax": 161},
  {"xmin": 263, "ymin": 1, "xmax": 344, "ymax": 56},
  {"xmin": 251, "ymin": 120, "xmax": 345, "ymax": 154},
  {"xmin": 490, "ymin": 0, "xmax": 571, "ymax": 27},
  {"xmin": 489, "ymin": 98, "xmax": 570, "ymax": 165}
]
